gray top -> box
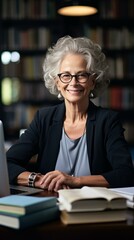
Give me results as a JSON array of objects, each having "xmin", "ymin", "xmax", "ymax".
[{"xmin": 55, "ymin": 128, "xmax": 91, "ymax": 176}]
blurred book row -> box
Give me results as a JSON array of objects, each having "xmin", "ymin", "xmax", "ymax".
[
  {"xmin": 1, "ymin": 0, "xmax": 56, "ymax": 19},
  {"xmin": 85, "ymin": 27, "xmax": 134, "ymax": 50},
  {"xmin": 2, "ymin": 28, "xmax": 51, "ymax": 50},
  {"xmin": 2, "ymin": 27, "xmax": 134, "ymax": 50}
]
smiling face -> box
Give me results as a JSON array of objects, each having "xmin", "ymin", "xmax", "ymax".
[{"xmin": 56, "ymin": 53, "xmax": 95, "ymax": 105}]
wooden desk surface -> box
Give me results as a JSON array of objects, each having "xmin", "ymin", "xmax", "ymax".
[{"xmin": 0, "ymin": 190, "xmax": 134, "ymax": 240}]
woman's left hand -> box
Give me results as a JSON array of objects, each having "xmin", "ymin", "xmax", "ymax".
[{"xmin": 39, "ymin": 170, "xmax": 79, "ymax": 192}]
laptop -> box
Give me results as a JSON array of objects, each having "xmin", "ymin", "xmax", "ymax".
[{"xmin": 0, "ymin": 120, "xmax": 43, "ymax": 197}]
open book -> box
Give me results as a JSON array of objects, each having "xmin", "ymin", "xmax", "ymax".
[{"xmin": 58, "ymin": 187, "xmax": 127, "ymax": 212}]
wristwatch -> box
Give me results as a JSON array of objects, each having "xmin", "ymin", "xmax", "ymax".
[{"xmin": 28, "ymin": 172, "xmax": 38, "ymax": 187}]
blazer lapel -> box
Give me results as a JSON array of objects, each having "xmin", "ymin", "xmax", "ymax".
[
  {"xmin": 40, "ymin": 103, "xmax": 65, "ymax": 173},
  {"xmin": 86, "ymin": 101, "xmax": 96, "ymax": 172}
]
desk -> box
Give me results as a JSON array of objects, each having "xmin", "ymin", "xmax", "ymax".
[{"xmin": 0, "ymin": 190, "xmax": 134, "ymax": 240}]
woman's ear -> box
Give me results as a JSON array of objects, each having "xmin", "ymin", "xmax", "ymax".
[
  {"xmin": 90, "ymin": 74, "xmax": 96, "ymax": 90},
  {"xmin": 55, "ymin": 78, "xmax": 61, "ymax": 91}
]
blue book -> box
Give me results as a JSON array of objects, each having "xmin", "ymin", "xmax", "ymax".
[
  {"xmin": 0, "ymin": 195, "xmax": 57, "ymax": 215},
  {"xmin": 0, "ymin": 206, "xmax": 59, "ymax": 229}
]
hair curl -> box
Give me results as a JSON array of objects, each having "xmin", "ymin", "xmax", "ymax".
[{"xmin": 42, "ymin": 35, "xmax": 110, "ymax": 98}]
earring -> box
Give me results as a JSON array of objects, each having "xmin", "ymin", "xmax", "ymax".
[
  {"xmin": 90, "ymin": 92, "xmax": 94, "ymax": 98},
  {"xmin": 58, "ymin": 93, "xmax": 63, "ymax": 100}
]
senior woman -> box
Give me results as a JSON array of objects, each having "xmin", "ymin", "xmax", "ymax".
[{"xmin": 7, "ymin": 35, "xmax": 134, "ymax": 192}]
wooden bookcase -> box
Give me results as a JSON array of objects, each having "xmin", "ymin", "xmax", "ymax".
[{"xmin": 0, "ymin": 0, "xmax": 134, "ymax": 151}]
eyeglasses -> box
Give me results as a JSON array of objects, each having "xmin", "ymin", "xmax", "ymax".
[{"xmin": 57, "ymin": 72, "xmax": 92, "ymax": 83}]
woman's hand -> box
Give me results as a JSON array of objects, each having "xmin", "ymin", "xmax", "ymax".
[
  {"xmin": 36, "ymin": 170, "xmax": 79, "ymax": 192},
  {"xmin": 18, "ymin": 171, "xmax": 109, "ymax": 191}
]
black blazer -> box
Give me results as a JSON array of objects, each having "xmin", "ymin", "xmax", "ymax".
[{"xmin": 7, "ymin": 101, "xmax": 134, "ymax": 187}]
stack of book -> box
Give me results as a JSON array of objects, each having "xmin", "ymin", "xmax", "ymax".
[
  {"xmin": 0, "ymin": 195, "xmax": 59, "ymax": 229},
  {"xmin": 58, "ymin": 187, "xmax": 127, "ymax": 225},
  {"xmin": 110, "ymin": 187, "xmax": 134, "ymax": 209}
]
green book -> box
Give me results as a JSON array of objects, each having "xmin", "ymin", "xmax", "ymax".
[
  {"xmin": 0, "ymin": 206, "xmax": 59, "ymax": 229},
  {"xmin": 0, "ymin": 195, "xmax": 57, "ymax": 215}
]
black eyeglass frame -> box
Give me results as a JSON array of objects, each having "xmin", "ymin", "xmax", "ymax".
[{"xmin": 57, "ymin": 72, "xmax": 92, "ymax": 83}]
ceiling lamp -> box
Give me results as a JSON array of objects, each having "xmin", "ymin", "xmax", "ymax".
[{"xmin": 57, "ymin": 0, "xmax": 98, "ymax": 17}]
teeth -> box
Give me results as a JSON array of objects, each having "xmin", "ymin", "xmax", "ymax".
[{"xmin": 68, "ymin": 90, "xmax": 82, "ymax": 92}]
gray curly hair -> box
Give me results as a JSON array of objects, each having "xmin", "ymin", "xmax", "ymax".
[{"xmin": 42, "ymin": 35, "xmax": 110, "ymax": 98}]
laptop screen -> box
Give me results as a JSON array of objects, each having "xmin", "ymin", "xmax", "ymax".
[
  {"xmin": 0, "ymin": 120, "xmax": 43, "ymax": 197},
  {"xmin": 0, "ymin": 120, "xmax": 10, "ymax": 197}
]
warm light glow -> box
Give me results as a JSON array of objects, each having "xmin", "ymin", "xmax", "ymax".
[
  {"xmin": 1, "ymin": 78, "xmax": 12, "ymax": 105},
  {"xmin": 1, "ymin": 77, "xmax": 20, "ymax": 105},
  {"xmin": 58, "ymin": 6, "xmax": 98, "ymax": 16}
]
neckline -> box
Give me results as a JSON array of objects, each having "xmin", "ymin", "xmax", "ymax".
[
  {"xmin": 64, "ymin": 128, "xmax": 86, "ymax": 142},
  {"xmin": 63, "ymin": 128, "xmax": 86, "ymax": 176}
]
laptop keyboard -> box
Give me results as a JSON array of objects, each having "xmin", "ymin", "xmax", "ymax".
[{"xmin": 10, "ymin": 188, "xmax": 26, "ymax": 194}]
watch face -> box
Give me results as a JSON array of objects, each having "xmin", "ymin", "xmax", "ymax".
[{"xmin": 28, "ymin": 173, "xmax": 37, "ymax": 187}]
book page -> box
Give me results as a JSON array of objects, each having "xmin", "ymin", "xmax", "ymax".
[
  {"xmin": 81, "ymin": 187, "xmax": 125, "ymax": 201},
  {"xmin": 110, "ymin": 187, "xmax": 134, "ymax": 201},
  {"xmin": 58, "ymin": 187, "xmax": 125, "ymax": 204}
]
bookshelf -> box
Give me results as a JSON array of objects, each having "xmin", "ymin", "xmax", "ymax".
[
  {"xmin": 0, "ymin": 0, "xmax": 62, "ymax": 140},
  {"xmin": 0, "ymin": 0, "xmax": 134, "ymax": 150}
]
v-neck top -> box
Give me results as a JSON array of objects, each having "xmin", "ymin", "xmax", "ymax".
[{"xmin": 55, "ymin": 128, "xmax": 91, "ymax": 176}]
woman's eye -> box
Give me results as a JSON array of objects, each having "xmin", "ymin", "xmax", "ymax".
[
  {"xmin": 78, "ymin": 74, "xmax": 85, "ymax": 78},
  {"xmin": 63, "ymin": 74, "xmax": 70, "ymax": 78}
]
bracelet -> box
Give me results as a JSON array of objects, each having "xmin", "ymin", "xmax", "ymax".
[{"xmin": 28, "ymin": 172, "xmax": 37, "ymax": 187}]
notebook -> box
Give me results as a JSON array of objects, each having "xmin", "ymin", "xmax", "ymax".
[{"xmin": 0, "ymin": 120, "xmax": 43, "ymax": 197}]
